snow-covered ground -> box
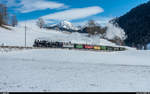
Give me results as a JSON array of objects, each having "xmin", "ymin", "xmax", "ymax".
[
  {"xmin": 0, "ymin": 23, "xmax": 116, "ymax": 47},
  {"xmin": 0, "ymin": 49, "xmax": 150, "ymax": 92},
  {"xmin": 0, "ymin": 23, "xmax": 147, "ymax": 92}
]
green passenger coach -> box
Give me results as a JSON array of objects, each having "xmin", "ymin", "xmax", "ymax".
[{"xmin": 75, "ymin": 44, "xmax": 84, "ymax": 49}]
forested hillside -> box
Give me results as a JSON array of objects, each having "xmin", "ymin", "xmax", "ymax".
[{"xmin": 113, "ymin": 1, "xmax": 150, "ymax": 49}]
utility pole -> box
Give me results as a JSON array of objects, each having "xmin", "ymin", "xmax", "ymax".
[{"xmin": 25, "ymin": 24, "xmax": 27, "ymax": 47}]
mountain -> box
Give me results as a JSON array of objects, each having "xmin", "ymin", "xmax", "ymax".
[
  {"xmin": 44, "ymin": 20, "xmax": 79, "ymax": 32},
  {"xmin": 59, "ymin": 20, "xmax": 78, "ymax": 30},
  {"xmin": 112, "ymin": 1, "xmax": 150, "ymax": 49}
]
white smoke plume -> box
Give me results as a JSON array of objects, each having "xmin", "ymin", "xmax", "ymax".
[{"xmin": 105, "ymin": 23, "xmax": 127, "ymax": 41}]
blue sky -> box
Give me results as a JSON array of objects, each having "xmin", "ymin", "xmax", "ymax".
[{"xmin": 0, "ymin": 0, "xmax": 149, "ymax": 25}]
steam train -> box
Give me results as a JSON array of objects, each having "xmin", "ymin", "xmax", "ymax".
[{"xmin": 33, "ymin": 39, "xmax": 126, "ymax": 51}]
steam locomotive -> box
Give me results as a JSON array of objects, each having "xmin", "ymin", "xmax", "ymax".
[{"xmin": 33, "ymin": 39, "xmax": 126, "ymax": 51}]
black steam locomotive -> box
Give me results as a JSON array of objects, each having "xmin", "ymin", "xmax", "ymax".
[{"xmin": 33, "ymin": 39, "xmax": 126, "ymax": 51}]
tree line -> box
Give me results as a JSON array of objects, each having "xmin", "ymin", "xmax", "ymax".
[
  {"xmin": 0, "ymin": 3, "xmax": 17, "ymax": 27},
  {"xmin": 83, "ymin": 20, "xmax": 107, "ymax": 37}
]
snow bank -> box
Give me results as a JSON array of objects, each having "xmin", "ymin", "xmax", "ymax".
[
  {"xmin": 0, "ymin": 49, "xmax": 150, "ymax": 91},
  {"xmin": 1, "ymin": 49, "xmax": 148, "ymax": 66}
]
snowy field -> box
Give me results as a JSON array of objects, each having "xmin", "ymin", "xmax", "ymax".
[
  {"xmin": 0, "ymin": 25, "xmax": 116, "ymax": 47},
  {"xmin": 0, "ymin": 48, "xmax": 150, "ymax": 92},
  {"xmin": 0, "ymin": 22, "xmax": 148, "ymax": 92}
]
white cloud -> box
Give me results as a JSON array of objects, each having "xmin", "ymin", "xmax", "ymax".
[
  {"xmin": 42, "ymin": 6, "xmax": 104, "ymax": 21},
  {"xmin": 0, "ymin": 0, "xmax": 17, "ymax": 7},
  {"xmin": 17, "ymin": 0, "xmax": 67, "ymax": 13},
  {"xmin": 1, "ymin": 0, "xmax": 67, "ymax": 13},
  {"xmin": 0, "ymin": 0, "xmax": 18, "ymax": 7}
]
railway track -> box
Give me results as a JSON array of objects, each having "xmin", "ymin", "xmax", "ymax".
[
  {"xmin": 0, "ymin": 46, "xmax": 33, "ymax": 49},
  {"xmin": 0, "ymin": 46, "xmax": 33, "ymax": 52},
  {"xmin": 0, "ymin": 46, "xmax": 126, "ymax": 52}
]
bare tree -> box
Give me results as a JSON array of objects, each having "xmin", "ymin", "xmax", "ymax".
[
  {"xmin": 11, "ymin": 15, "xmax": 18, "ymax": 27},
  {"xmin": 0, "ymin": 4, "xmax": 4, "ymax": 26},
  {"xmin": 87, "ymin": 20, "xmax": 97, "ymax": 27},
  {"xmin": 0, "ymin": 3, "xmax": 18, "ymax": 27},
  {"xmin": 2, "ymin": 5, "xmax": 8, "ymax": 25},
  {"xmin": 0, "ymin": 13, "xmax": 2, "ymax": 26},
  {"xmin": 0, "ymin": 4, "xmax": 8, "ymax": 25},
  {"xmin": 86, "ymin": 20, "xmax": 97, "ymax": 35},
  {"xmin": 36, "ymin": 18, "xmax": 45, "ymax": 28},
  {"xmin": 86, "ymin": 20, "xmax": 107, "ymax": 36}
]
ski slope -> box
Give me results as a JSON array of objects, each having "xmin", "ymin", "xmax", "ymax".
[{"xmin": 0, "ymin": 49, "xmax": 150, "ymax": 91}]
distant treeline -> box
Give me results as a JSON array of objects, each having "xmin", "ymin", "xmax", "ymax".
[{"xmin": 0, "ymin": 3, "xmax": 17, "ymax": 27}]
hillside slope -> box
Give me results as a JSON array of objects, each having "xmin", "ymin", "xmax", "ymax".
[
  {"xmin": 113, "ymin": 1, "xmax": 150, "ymax": 49},
  {"xmin": 0, "ymin": 21, "xmax": 116, "ymax": 47}
]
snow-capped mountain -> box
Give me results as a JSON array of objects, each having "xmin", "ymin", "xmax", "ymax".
[
  {"xmin": 44, "ymin": 20, "xmax": 79, "ymax": 32},
  {"xmin": 58, "ymin": 20, "xmax": 79, "ymax": 30}
]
